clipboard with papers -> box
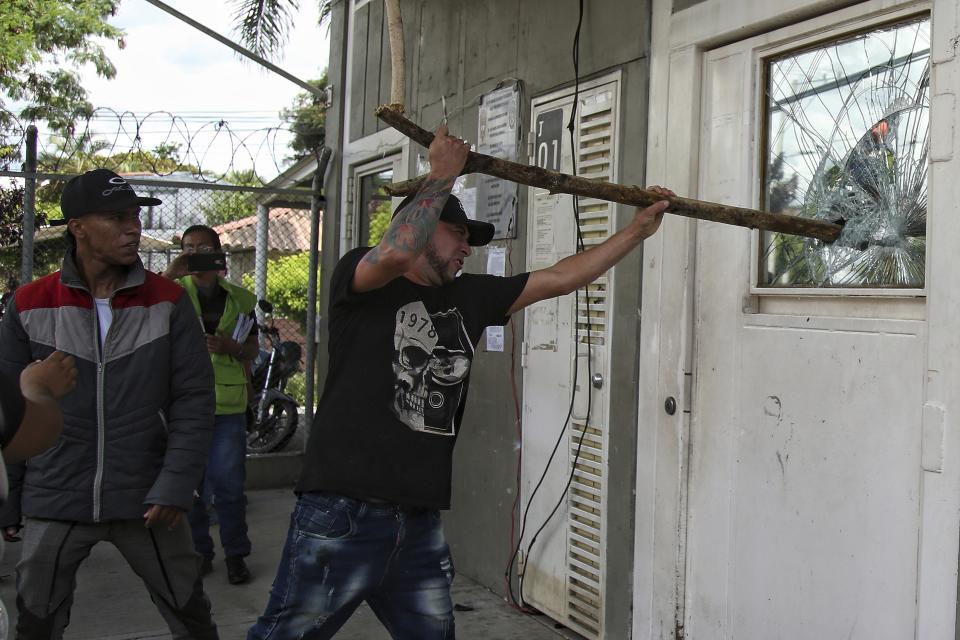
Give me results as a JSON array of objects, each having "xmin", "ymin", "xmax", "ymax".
[{"xmin": 232, "ymin": 313, "xmax": 256, "ymax": 344}]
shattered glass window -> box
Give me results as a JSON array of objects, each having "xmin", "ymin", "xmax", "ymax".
[{"xmin": 760, "ymin": 17, "xmax": 929, "ymax": 288}]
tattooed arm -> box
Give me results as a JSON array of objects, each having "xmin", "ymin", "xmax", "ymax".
[{"xmin": 352, "ymin": 124, "xmax": 470, "ymax": 293}]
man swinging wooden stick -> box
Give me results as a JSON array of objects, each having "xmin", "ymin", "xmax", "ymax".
[{"xmin": 249, "ymin": 121, "xmax": 676, "ymax": 640}]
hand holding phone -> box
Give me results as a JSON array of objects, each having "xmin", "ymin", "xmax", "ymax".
[{"xmin": 186, "ymin": 252, "xmax": 227, "ymax": 272}]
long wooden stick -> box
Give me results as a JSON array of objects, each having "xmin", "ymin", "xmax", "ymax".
[
  {"xmin": 375, "ymin": 104, "xmax": 843, "ymax": 244},
  {"xmin": 384, "ymin": 0, "xmax": 405, "ymax": 106}
]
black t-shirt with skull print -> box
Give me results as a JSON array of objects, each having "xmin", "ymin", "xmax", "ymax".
[{"xmin": 297, "ymin": 247, "xmax": 529, "ymax": 509}]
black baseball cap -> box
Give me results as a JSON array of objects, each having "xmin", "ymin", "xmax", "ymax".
[
  {"xmin": 393, "ymin": 193, "xmax": 495, "ymax": 247},
  {"xmin": 59, "ymin": 169, "xmax": 162, "ymax": 221}
]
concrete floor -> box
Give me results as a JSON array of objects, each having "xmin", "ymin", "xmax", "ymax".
[{"xmin": 0, "ymin": 488, "xmax": 574, "ymax": 639}]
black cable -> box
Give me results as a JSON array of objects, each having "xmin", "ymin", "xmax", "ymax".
[
  {"xmin": 519, "ymin": 0, "xmax": 590, "ymax": 605},
  {"xmin": 506, "ymin": 295, "xmax": 581, "ymax": 608},
  {"xmin": 506, "ymin": 0, "xmax": 589, "ymax": 610},
  {"xmin": 503, "ymin": 74, "xmax": 558, "ymax": 610}
]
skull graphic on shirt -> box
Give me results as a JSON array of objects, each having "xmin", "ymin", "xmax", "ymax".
[{"xmin": 392, "ymin": 301, "xmax": 471, "ymax": 435}]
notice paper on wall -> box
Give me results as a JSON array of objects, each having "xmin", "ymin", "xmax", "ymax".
[
  {"xmin": 476, "ymin": 83, "xmax": 520, "ymax": 239},
  {"xmin": 458, "ymin": 185, "xmax": 477, "ymax": 219},
  {"xmin": 486, "ymin": 246, "xmax": 506, "ymax": 277},
  {"xmin": 485, "ymin": 326, "xmax": 505, "ymax": 352},
  {"xmin": 485, "ymin": 246, "xmax": 507, "ymax": 351}
]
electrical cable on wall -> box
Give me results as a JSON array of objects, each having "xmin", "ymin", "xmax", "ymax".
[
  {"xmin": 503, "ymin": 242, "xmax": 531, "ymax": 611},
  {"xmin": 505, "ymin": 0, "xmax": 590, "ymax": 611}
]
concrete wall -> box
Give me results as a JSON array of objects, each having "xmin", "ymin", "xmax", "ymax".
[
  {"xmin": 672, "ymin": 0, "xmax": 709, "ymax": 13},
  {"xmin": 323, "ymin": 1, "xmax": 653, "ymax": 634},
  {"xmin": 315, "ymin": 0, "xmax": 348, "ymax": 423}
]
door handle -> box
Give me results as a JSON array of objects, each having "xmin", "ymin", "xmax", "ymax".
[{"xmin": 664, "ymin": 396, "xmax": 677, "ymax": 415}]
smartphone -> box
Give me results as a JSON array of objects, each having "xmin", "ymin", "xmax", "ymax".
[{"xmin": 186, "ymin": 252, "xmax": 227, "ymax": 272}]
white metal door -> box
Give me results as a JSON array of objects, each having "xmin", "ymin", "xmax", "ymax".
[
  {"xmin": 683, "ymin": 11, "xmax": 935, "ymax": 639},
  {"xmin": 520, "ymin": 75, "xmax": 620, "ymax": 639}
]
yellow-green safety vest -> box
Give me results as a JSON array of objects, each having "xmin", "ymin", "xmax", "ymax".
[{"xmin": 179, "ymin": 276, "xmax": 257, "ymax": 415}]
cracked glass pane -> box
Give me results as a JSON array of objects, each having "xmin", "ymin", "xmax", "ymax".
[{"xmin": 760, "ymin": 16, "xmax": 929, "ymax": 287}]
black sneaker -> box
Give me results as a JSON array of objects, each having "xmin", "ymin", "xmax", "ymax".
[
  {"xmin": 200, "ymin": 556, "xmax": 213, "ymax": 577},
  {"xmin": 225, "ymin": 556, "xmax": 251, "ymax": 585}
]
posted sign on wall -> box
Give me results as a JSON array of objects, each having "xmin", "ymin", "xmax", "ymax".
[
  {"xmin": 534, "ymin": 107, "xmax": 564, "ymax": 172},
  {"xmin": 476, "ymin": 83, "xmax": 520, "ymax": 239}
]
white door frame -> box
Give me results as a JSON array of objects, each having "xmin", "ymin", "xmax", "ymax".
[
  {"xmin": 338, "ymin": 133, "xmax": 410, "ymax": 255},
  {"xmin": 343, "ymin": 154, "xmax": 403, "ymax": 251},
  {"xmin": 634, "ymin": 0, "xmax": 960, "ymax": 637}
]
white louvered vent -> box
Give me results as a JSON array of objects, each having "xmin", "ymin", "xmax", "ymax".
[
  {"xmin": 575, "ymin": 94, "xmax": 614, "ymax": 348},
  {"xmin": 566, "ymin": 87, "xmax": 616, "ymax": 640},
  {"xmin": 568, "ymin": 420, "xmax": 605, "ymax": 637},
  {"xmin": 522, "ymin": 76, "xmax": 619, "ymax": 640}
]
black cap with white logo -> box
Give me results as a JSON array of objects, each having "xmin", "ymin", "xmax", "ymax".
[
  {"xmin": 59, "ymin": 169, "xmax": 162, "ymax": 221},
  {"xmin": 393, "ymin": 193, "xmax": 495, "ymax": 247}
]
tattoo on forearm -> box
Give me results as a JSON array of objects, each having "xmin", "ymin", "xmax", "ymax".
[{"xmin": 377, "ymin": 176, "xmax": 455, "ymax": 257}]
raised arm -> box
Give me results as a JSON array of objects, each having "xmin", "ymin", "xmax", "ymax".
[
  {"xmin": 352, "ymin": 124, "xmax": 470, "ymax": 293},
  {"xmin": 506, "ymin": 186, "xmax": 674, "ymax": 316}
]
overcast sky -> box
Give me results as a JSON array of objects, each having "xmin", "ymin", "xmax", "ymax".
[{"xmin": 71, "ymin": 0, "xmax": 330, "ymax": 178}]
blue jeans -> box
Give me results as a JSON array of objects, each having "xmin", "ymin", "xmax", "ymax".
[
  {"xmin": 188, "ymin": 413, "xmax": 251, "ymax": 560},
  {"xmin": 247, "ymin": 492, "xmax": 456, "ymax": 640}
]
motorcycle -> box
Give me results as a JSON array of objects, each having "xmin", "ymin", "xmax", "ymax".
[{"xmin": 246, "ymin": 300, "xmax": 302, "ymax": 454}]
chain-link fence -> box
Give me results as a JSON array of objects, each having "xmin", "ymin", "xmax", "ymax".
[{"xmin": 0, "ymin": 164, "xmax": 325, "ymax": 454}]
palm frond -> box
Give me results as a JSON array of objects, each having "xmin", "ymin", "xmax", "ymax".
[
  {"xmin": 318, "ymin": 0, "xmax": 333, "ymax": 27},
  {"xmin": 229, "ymin": 0, "xmax": 300, "ymax": 60}
]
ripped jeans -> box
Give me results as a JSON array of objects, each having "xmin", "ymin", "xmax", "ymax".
[{"xmin": 247, "ymin": 491, "xmax": 456, "ymax": 640}]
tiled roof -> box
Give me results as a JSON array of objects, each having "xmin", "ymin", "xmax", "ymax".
[
  {"xmin": 23, "ymin": 226, "xmax": 173, "ymax": 251},
  {"xmin": 213, "ymin": 208, "xmax": 320, "ymax": 252}
]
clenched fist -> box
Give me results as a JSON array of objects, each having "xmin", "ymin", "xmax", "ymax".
[
  {"xmin": 428, "ymin": 124, "xmax": 470, "ymax": 179},
  {"xmin": 631, "ymin": 185, "xmax": 676, "ymax": 240}
]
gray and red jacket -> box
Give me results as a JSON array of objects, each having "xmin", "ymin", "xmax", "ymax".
[{"xmin": 0, "ymin": 251, "xmax": 214, "ymax": 523}]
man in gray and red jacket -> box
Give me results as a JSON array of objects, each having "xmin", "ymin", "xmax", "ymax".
[{"xmin": 0, "ymin": 169, "xmax": 220, "ymax": 639}]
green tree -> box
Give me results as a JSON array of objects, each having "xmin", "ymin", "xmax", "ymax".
[
  {"xmin": 0, "ymin": 182, "xmax": 24, "ymax": 276},
  {"xmin": 241, "ymin": 251, "xmax": 316, "ymax": 330},
  {"xmin": 201, "ymin": 169, "xmax": 261, "ymax": 226},
  {"xmin": 35, "ymin": 139, "xmax": 201, "ymax": 224},
  {"xmin": 40, "ymin": 136, "xmax": 196, "ymax": 175},
  {"xmin": 0, "ymin": 183, "xmax": 28, "ymax": 249},
  {"xmin": 0, "ymin": 181, "xmax": 61, "ymax": 277},
  {"xmin": 0, "ymin": 1, "xmax": 124, "ymax": 137},
  {"xmin": 39, "ymin": 132, "xmax": 111, "ymax": 174},
  {"xmin": 280, "ymin": 74, "xmax": 327, "ymax": 160},
  {"xmin": 0, "ymin": 182, "xmax": 32, "ymax": 275},
  {"xmin": 367, "ymin": 203, "xmax": 391, "ymax": 246}
]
